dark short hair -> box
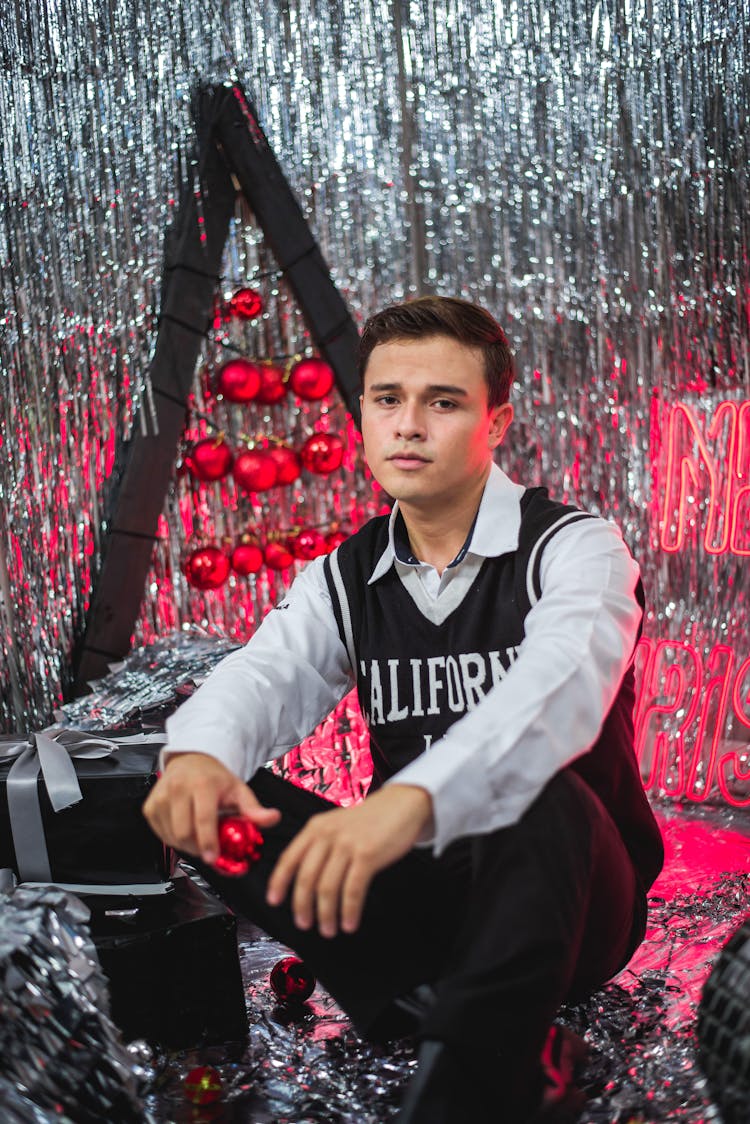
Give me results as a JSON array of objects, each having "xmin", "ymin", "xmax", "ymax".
[{"xmin": 358, "ymin": 296, "xmax": 514, "ymax": 408}]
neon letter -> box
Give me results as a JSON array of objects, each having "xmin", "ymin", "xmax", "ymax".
[
  {"xmin": 658, "ymin": 401, "xmax": 737, "ymax": 554},
  {"xmin": 718, "ymin": 656, "xmax": 750, "ymax": 807}
]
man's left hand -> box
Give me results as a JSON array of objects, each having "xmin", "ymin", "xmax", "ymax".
[{"xmin": 265, "ymin": 784, "xmax": 434, "ymax": 938}]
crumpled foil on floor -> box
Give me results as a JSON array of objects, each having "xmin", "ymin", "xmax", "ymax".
[{"xmin": 0, "ymin": 882, "xmax": 150, "ymax": 1124}]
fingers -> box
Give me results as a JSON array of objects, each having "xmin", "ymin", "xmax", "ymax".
[
  {"xmin": 305, "ymin": 845, "xmax": 353, "ymax": 935},
  {"xmin": 266, "ymin": 814, "xmax": 376, "ymax": 938},
  {"xmin": 340, "ymin": 860, "xmax": 372, "ymax": 934},
  {"xmin": 266, "ymin": 829, "xmax": 310, "ymax": 909},
  {"xmin": 291, "ymin": 838, "xmax": 334, "ymax": 931},
  {"xmin": 230, "ymin": 780, "xmax": 281, "ymax": 828},
  {"xmin": 193, "ymin": 788, "xmax": 220, "ymax": 863},
  {"xmin": 142, "ymin": 753, "xmax": 278, "ymax": 864}
]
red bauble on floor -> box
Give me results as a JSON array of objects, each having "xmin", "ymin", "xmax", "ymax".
[
  {"xmin": 270, "ymin": 956, "xmax": 316, "ymax": 1004},
  {"xmin": 183, "ymin": 1065, "xmax": 223, "ymax": 1106}
]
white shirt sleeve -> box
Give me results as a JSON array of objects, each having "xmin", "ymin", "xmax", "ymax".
[
  {"xmin": 387, "ymin": 517, "xmax": 643, "ymax": 855},
  {"xmin": 162, "ymin": 555, "xmax": 354, "ymax": 780}
]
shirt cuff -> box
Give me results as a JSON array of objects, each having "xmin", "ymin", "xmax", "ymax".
[{"xmin": 161, "ymin": 714, "xmax": 249, "ymax": 779}]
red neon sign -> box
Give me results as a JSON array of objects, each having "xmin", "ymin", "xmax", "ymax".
[
  {"xmin": 656, "ymin": 399, "xmax": 750, "ymax": 555},
  {"xmin": 635, "ymin": 637, "xmax": 750, "ymax": 807}
]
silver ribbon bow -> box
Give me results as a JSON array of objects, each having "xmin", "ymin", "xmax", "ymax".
[{"xmin": 0, "ymin": 728, "xmax": 161, "ymax": 883}]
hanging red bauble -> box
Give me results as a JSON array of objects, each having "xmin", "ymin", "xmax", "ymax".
[
  {"xmin": 216, "ymin": 358, "xmax": 262, "ymax": 403},
  {"xmin": 267, "ymin": 444, "xmax": 301, "ymax": 485},
  {"xmin": 264, "ymin": 539, "xmax": 294, "ymax": 571},
  {"xmin": 183, "ymin": 1065, "xmax": 223, "ymax": 1106},
  {"xmin": 289, "ymin": 357, "xmax": 335, "ymax": 401},
  {"xmin": 183, "ymin": 546, "xmax": 231, "ymax": 591},
  {"xmin": 227, "ymin": 287, "xmax": 264, "ymax": 320},
  {"xmin": 300, "ymin": 433, "xmax": 345, "ymax": 475},
  {"xmin": 270, "ymin": 956, "xmax": 316, "ymax": 1004},
  {"xmin": 325, "ymin": 530, "xmax": 348, "ymax": 551},
  {"xmin": 291, "ymin": 529, "xmax": 327, "ymax": 561},
  {"xmin": 212, "ymin": 816, "xmax": 264, "ymax": 877},
  {"xmin": 231, "ymin": 536, "xmax": 264, "ymax": 576},
  {"xmin": 234, "ymin": 448, "xmax": 278, "ymax": 492},
  {"xmin": 187, "ymin": 436, "xmax": 234, "ymax": 482},
  {"xmin": 255, "ymin": 364, "xmax": 288, "ymax": 404}
]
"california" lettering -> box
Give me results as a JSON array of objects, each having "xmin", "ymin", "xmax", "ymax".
[{"xmin": 359, "ymin": 648, "xmax": 521, "ymax": 726}]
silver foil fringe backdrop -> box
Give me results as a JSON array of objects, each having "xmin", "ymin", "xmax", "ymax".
[{"xmin": 0, "ymin": 0, "xmax": 748, "ymax": 804}]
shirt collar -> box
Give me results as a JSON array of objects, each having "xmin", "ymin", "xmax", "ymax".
[{"xmin": 368, "ymin": 462, "xmax": 525, "ymax": 584}]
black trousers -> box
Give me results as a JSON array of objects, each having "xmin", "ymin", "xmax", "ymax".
[{"xmin": 193, "ymin": 767, "xmax": 646, "ymax": 1119}]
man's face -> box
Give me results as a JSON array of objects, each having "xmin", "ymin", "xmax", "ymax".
[{"xmin": 359, "ymin": 335, "xmax": 513, "ymax": 511}]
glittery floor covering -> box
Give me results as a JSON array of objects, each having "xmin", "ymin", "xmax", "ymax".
[{"xmin": 143, "ymin": 801, "xmax": 750, "ymax": 1124}]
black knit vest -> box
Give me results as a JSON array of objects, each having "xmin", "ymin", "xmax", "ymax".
[{"xmin": 323, "ymin": 487, "xmax": 664, "ymax": 892}]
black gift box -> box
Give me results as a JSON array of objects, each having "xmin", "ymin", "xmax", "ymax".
[
  {"xmin": 87, "ymin": 872, "xmax": 249, "ymax": 1048},
  {"xmin": 0, "ymin": 735, "xmax": 173, "ymax": 886}
]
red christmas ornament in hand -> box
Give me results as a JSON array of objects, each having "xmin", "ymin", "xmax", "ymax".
[
  {"xmin": 289, "ymin": 357, "xmax": 335, "ymax": 401},
  {"xmin": 264, "ymin": 539, "xmax": 294, "ymax": 571},
  {"xmin": 183, "ymin": 1065, "xmax": 223, "ymax": 1106},
  {"xmin": 270, "ymin": 956, "xmax": 316, "ymax": 1004},
  {"xmin": 255, "ymin": 364, "xmax": 288, "ymax": 404},
  {"xmin": 300, "ymin": 433, "xmax": 345, "ymax": 475},
  {"xmin": 183, "ymin": 546, "xmax": 230, "ymax": 590},
  {"xmin": 227, "ymin": 287, "xmax": 263, "ymax": 320},
  {"xmin": 292, "ymin": 528, "xmax": 327, "ymax": 561},
  {"xmin": 212, "ymin": 816, "xmax": 264, "ymax": 877},
  {"xmin": 216, "ymin": 358, "xmax": 262, "ymax": 403},
  {"xmin": 230, "ymin": 536, "xmax": 264, "ymax": 576},
  {"xmin": 267, "ymin": 444, "xmax": 301, "ymax": 485},
  {"xmin": 187, "ymin": 436, "xmax": 234, "ymax": 482},
  {"xmin": 234, "ymin": 448, "xmax": 278, "ymax": 492}
]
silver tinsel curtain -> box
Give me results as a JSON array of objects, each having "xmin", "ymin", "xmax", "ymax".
[{"xmin": 1, "ymin": 1, "xmax": 748, "ymax": 799}]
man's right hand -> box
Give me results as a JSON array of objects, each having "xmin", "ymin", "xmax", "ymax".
[{"xmin": 142, "ymin": 752, "xmax": 281, "ymax": 864}]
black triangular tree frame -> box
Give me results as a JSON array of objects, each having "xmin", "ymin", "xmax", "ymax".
[{"xmin": 72, "ymin": 82, "xmax": 362, "ymax": 694}]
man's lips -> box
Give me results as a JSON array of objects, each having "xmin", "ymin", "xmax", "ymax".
[{"xmin": 386, "ymin": 452, "xmax": 431, "ymax": 463}]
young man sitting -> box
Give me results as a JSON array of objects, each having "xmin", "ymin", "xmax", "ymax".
[{"xmin": 144, "ymin": 295, "xmax": 663, "ymax": 1122}]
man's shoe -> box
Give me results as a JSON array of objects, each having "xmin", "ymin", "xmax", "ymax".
[
  {"xmin": 395, "ymin": 1039, "xmax": 493, "ymax": 1123},
  {"xmin": 396, "ymin": 1024, "xmax": 589, "ymax": 1124}
]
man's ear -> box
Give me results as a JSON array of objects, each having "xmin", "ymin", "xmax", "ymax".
[{"xmin": 488, "ymin": 402, "xmax": 513, "ymax": 450}]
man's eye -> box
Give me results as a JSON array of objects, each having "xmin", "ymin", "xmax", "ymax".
[
  {"xmin": 376, "ymin": 395, "xmax": 398, "ymax": 405},
  {"xmin": 434, "ymin": 399, "xmax": 457, "ymax": 409}
]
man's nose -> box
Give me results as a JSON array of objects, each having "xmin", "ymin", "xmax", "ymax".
[{"xmin": 395, "ymin": 403, "xmax": 426, "ymax": 440}]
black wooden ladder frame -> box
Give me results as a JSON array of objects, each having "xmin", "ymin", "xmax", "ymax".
[{"xmin": 73, "ymin": 82, "xmax": 362, "ymax": 693}]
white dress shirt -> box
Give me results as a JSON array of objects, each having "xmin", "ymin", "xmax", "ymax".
[{"xmin": 164, "ymin": 464, "xmax": 643, "ymax": 855}]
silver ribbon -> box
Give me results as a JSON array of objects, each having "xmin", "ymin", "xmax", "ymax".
[
  {"xmin": 0, "ymin": 728, "xmax": 162, "ymax": 883},
  {"xmin": 0, "ymin": 867, "xmax": 17, "ymax": 894}
]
